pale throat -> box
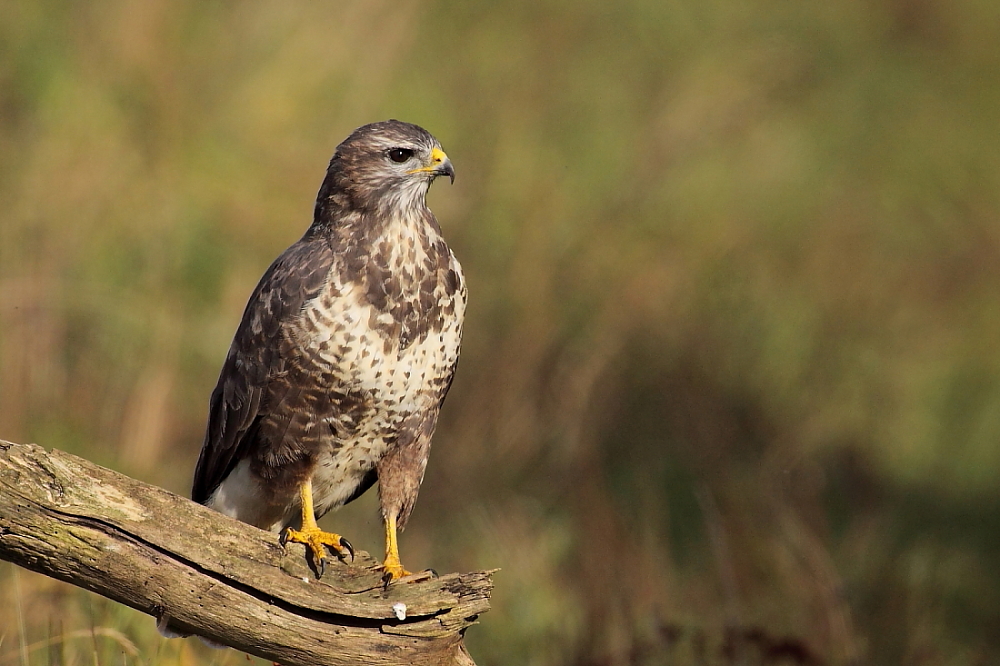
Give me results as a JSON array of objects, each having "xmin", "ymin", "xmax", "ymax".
[
  {"xmin": 382, "ymin": 177, "xmax": 434, "ymax": 219},
  {"xmin": 379, "ymin": 192, "xmax": 440, "ymax": 250}
]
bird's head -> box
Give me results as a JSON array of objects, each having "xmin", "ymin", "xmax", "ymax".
[{"xmin": 318, "ymin": 120, "xmax": 455, "ymax": 219}]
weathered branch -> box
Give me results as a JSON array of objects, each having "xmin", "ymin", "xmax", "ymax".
[{"xmin": 0, "ymin": 440, "xmax": 493, "ymax": 666}]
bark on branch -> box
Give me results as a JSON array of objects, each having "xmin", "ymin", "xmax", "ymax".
[{"xmin": 0, "ymin": 440, "xmax": 494, "ymax": 666}]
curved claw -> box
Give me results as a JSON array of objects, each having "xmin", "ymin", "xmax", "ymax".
[
  {"xmin": 316, "ymin": 555, "xmax": 326, "ymax": 579},
  {"xmin": 338, "ymin": 536, "xmax": 355, "ymax": 562}
]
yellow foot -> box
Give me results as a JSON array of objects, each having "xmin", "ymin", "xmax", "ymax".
[
  {"xmin": 377, "ymin": 562, "xmax": 437, "ymax": 587},
  {"xmin": 378, "ymin": 555, "xmax": 413, "ymax": 584},
  {"xmin": 280, "ymin": 526, "xmax": 354, "ymax": 578},
  {"xmin": 378, "ymin": 512, "xmax": 436, "ymax": 585}
]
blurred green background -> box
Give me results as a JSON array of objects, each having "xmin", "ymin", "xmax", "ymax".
[{"xmin": 2, "ymin": 1, "xmax": 1000, "ymax": 664}]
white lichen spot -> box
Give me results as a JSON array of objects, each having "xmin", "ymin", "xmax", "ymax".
[{"xmin": 392, "ymin": 602, "xmax": 407, "ymax": 620}]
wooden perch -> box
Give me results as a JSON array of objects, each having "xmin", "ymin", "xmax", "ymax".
[{"xmin": 0, "ymin": 440, "xmax": 494, "ymax": 666}]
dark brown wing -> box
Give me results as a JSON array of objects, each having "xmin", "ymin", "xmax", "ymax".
[{"xmin": 191, "ymin": 231, "xmax": 334, "ymax": 503}]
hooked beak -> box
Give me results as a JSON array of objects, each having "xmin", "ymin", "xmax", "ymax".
[
  {"xmin": 437, "ymin": 158, "xmax": 456, "ymax": 184},
  {"xmin": 410, "ymin": 146, "xmax": 455, "ymax": 184}
]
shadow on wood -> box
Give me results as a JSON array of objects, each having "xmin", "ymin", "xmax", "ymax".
[{"xmin": 0, "ymin": 440, "xmax": 494, "ymax": 666}]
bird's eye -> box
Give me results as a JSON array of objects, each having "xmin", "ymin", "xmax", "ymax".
[{"xmin": 387, "ymin": 148, "xmax": 414, "ymax": 163}]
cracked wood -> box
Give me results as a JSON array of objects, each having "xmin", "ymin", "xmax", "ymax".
[{"xmin": 0, "ymin": 440, "xmax": 493, "ymax": 666}]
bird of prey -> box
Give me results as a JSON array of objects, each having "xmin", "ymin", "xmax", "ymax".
[{"xmin": 191, "ymin": 120, "xmax": 465, "ymax": 582}]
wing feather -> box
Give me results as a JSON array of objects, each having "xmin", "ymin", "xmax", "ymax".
[{"xmin": 191, "ymin": 233, "xmax": 334, "ymax": 503}]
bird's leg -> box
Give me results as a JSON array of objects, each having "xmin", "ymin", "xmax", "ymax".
[
  {"xmin": 280, "ymin": 478, "xmax": 354, "ymax": 578},
  {"xmin": 378, "ymin": 513, "xmax": 412, "ymax": 583}
]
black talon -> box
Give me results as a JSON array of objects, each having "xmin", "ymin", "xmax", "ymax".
[
  {"xmin": 279, "ymin": 528, "xmax": 290, "ymax": 546},
  {"xmin": 426, "ymin": 568, "xmax": 438, "ymax": 578},
  {"xmin": 340, "ymin": 536, "xmax": 355, "ymax": 561},
  {"xmin": 315, "ymin": 554, "xmax": 326, "ymax": 579}
]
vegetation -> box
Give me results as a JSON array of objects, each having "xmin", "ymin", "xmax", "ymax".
[{"xmin": 2, "ymin": 1, "xmax": 999, "ymax": 664}]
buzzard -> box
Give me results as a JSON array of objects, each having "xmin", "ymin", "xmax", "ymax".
[{"xmin": 191, "ymin": 120, "xmax": 465, "ymax": 582}]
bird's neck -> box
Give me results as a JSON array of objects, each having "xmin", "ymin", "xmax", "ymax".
[{"xmin": 311, "ymin": 193, "xmax": 442, "ymax": 256}]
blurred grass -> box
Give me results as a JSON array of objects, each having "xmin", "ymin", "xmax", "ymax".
[{"xmin": 2, "ymin": 0, "xmax": 1000, "ymax": 664}]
